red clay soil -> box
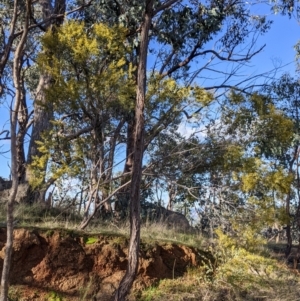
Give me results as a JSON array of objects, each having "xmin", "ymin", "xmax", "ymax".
[{"xmin": 0, "ymin": 228, "xmax": 211, "ymax": 300}]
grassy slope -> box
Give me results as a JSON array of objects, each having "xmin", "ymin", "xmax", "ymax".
[{"xmin": 2, "ymin": 204, "xmax": 300, "ymax": 301}]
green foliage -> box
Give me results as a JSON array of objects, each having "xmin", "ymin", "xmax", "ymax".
[
  {"xmin": 241, "ymin": 164, "xmax": 293, "ymax": 195},
  {"xmin": 215, "ymin": 227, "xmax": 266, "ymax": 255},
  {"xmin": 216, "ymin": 247, "xmax": 283, "ymax": 292},
  {"xmin": 28, "ymin": 122, "xmax": 84, "ymax": 188},
  {"xmin": 38, "ymin": 21, "xmax": 135, "ymax": 112},
  {"xmin": 212, "ymin": 229, "xmax": 300, "ymax": 301},
  {"xmin": 222, "ymin": 145, "xmax": 244, "ymax": 171},
  {"xmin": 146, "ymin": 75, "xmax": 213, "ymax": 108},
  {"xmin": 216, "ymin": 89, "xmax": 298, "ymax": 234},
  {"xmin": 8, "ymin": 287, "xmax": 21, "ymax": 301},
  {"xmin": 30, "ymin": 21, "xmax": 137, "ymax": 187},
  {"xmin": 137, "ymin": 231, "xmax": 300, "ymax": 301},
  {"xmin": 46, "ymin": 291, "xmax": 64, "ymax": 301},
  {"xmin": 85, "ymin": 236, "xmax": 98, "ymax": 245},
  {"xmin": 145, "ymin": 74, "xmax": 214, "ymax": 137},
  {"xmin": 45, "ymin": 230, "xmax": 55, "ymax": 238}
]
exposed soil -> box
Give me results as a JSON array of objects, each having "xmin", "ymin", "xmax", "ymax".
[{"xmin": 0, "ymin": 228, "xmax": 212, "ymax": 300}]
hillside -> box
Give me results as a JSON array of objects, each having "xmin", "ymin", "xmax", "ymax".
[
  {"xmin": 1, "ymin": 226, "xmax": 300, "ymax": 301},
  {"xmin": 0, "ymin": 228, "xmax": 212, "ymax": 301}
]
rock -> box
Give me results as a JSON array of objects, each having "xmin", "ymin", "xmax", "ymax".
[{"xmin": 142, "ymin": 202, "xmax": 192, "ymax": 231}]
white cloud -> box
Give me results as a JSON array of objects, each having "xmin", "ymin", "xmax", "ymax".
[
  {"xmin": 177, "ymin": 122, "xmax": 197, "ymax": 139},
  {"xmin": 177, "ymin": 121, "xmax": 210, "ymax": 140}
]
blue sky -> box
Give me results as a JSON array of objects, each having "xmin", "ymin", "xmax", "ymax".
[
  {"xmin": 0, "ymin": 10, "xmax": 299, "ymax": 180},
  {"xmin": 251, "ymin": 13, "xmax": 299, "ymax": 76}
]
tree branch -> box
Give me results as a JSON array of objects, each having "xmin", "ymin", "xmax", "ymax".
[
  {"xmin": 154, "ymin": 0, "xmax": 179, "ymax": 15},
  {"xmin": 161, "ymin": 44, "xmax": 266, "ymax": 78},
  {"xmin": 0, "ymin": 131, "xmax": 10, "ymax": 140}
]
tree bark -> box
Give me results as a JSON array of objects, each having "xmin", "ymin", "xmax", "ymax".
[{"xmin": 113, "ymin": 1, "xmax": 153, "ymax": 300}]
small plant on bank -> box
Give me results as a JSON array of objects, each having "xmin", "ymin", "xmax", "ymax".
[
  {"xmin": 84, "ymin": 236, "xmax": 98, "ymax": 245},
  {"xmin": 46, "ymin": 291, "xmax": 64, "ymax": 301},
  {"xmin": 8, "ymin": 287, "xmax": 21, "ymax": 301}
]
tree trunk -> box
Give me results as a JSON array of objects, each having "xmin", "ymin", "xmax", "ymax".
[
  {"xmin": 113, "ymin": 1, "xmax": 153, "ymax": 300},
  {"xmin": 115, "ymin": 116, "xmax": 135, "ymax": 217},
  {"xmin": 25, "ymin": 0, "xmax": 66, "ymax": 203},
  {"xmin": 16, "ymin": 82, "xmax": 29, "ymax": 184},
  {"xmin": 285, "ymin": 147, "xmax": 299, "ymax": 257},
  {"xmin": 285, "ymin": 192, "xmax": 293, "ymax": 257},
  {"xmin": 0, "ymin": 0, "xmax": 30, "ymax": 299},
  {"xmin": 101, "ymin": 119, "xmax": 125, "ymax": 217},
  {"xmin": 167, "ymin": 180, "xmax": 177, "ymax": 211}
]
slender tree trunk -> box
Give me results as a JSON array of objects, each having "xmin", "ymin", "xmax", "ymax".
[
  {"xmin": 295, "ymin": 153, "xmax": 300, "ymax": 265},
  {"xmin": 0, "ymin": 0, "xmax": 19, "ymax": 97},
  {"xmin": 101, "ymin": 119, "xmax": 125, "ymax": 216},
  {"xmin": 115, "ymin": 116, "xmax": 135, "ymax": 217},
  {"xmin": 16, "ymin": 82, "xmax": 28, "ymax": 184},
  {"xmin": 167, "ymin": 180, "xmax": 177, "ymax": 211},
  {"xmin": 0, "ymin": 1, "xmax": 30, "ymax": 299},
  {"xmin": 285, "ymin": 147, "xmax": 299, "ymax": 257},
  {"xmin": 114, "ymin": 1, "xmax": 153, "ymax": 300},
  {"xmin": 296, "ymin": 206, "xmax": 300, "ymax": 268}
]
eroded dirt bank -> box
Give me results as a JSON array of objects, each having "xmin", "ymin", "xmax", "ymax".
[{"xmin": 0, "ymin": 228, "xmax": 211, "ymax": 300}]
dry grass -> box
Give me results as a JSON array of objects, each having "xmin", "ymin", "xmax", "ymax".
[{"xmin": 3, "ymin": 203, "xmax": 204, "ymax": 248}]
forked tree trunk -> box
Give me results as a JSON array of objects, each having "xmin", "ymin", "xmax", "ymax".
[{"xmin": 113, "ymin": 1, "xmax": 153, "ymax": 300}]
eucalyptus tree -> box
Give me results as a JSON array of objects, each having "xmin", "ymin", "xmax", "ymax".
[
  {"xmin": 0, "ymin": 0, "xmax": 91, "ymax": 299},
  {"xmin": 0, "ymin": 0, "xmax": 47, "ymax": 298},
  {"xmin": 0, "ymin": 1, "xmax": 31, "ymax": 298},
  {"xmin": 73, "ymin": 0, "xmax": 271, "ymax": 203},
  {"xmin": 24, "ymin": 0, "xmax": 67, "ymax": 203},
  {"xmin": 54, "ymin": 1, "xmax": 273, "ymax": 299},
  {"xmin": 148, "ymin": 87, "xmax": 297, "ymax": 241}
]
